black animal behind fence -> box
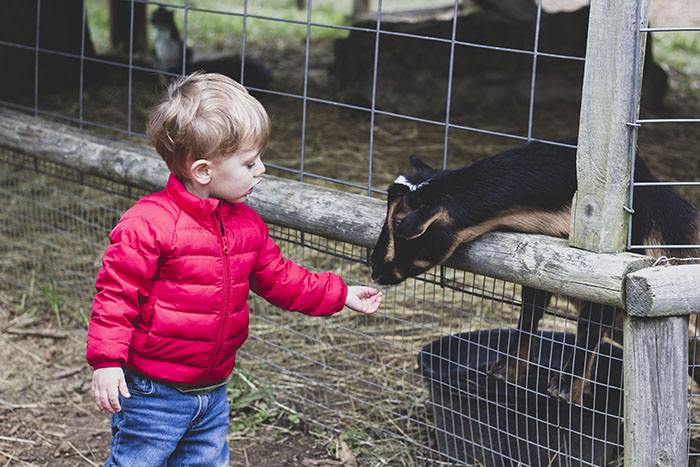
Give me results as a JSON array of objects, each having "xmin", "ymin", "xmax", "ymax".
[
  {"xmin": 371, "ymin": 138, "xmax": 700, "ymax": 405},
  {"xmin": 1, "ymin": 0, "xmax": 699, "ymax": 465}
]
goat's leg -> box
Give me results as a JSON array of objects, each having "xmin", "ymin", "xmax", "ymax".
[
  {"xmin": 488, "ymin": 287, "xmax": 550, "ymax": 383},
  {"xmin": 548, "ymin": 302, "xmax": 616, "ymax": 405}
]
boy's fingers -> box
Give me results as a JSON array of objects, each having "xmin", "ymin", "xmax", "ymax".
[
  {"xmin": 119, "ymin": 378, "xmax": 131, "ymax": 398},
  {"xmin": 359, "ymin": 288, "xmax": 379, "ymax": 299},
  {"xmin": 97, "ymin": 391, "xmax": 111, "ymax": 413},
  {"xmin": 107, "ymin": 389, "xmax": 121, "ymax": 413}
]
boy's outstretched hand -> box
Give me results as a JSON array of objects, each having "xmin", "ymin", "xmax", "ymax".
[{"xmin": 345, "ymin": 286, "xmax": 383, "ymax": 314}]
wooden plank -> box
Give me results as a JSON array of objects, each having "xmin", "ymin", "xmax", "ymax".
[
  {"xmin": 246, "ymin": 175, "xmax": 386, "ymax": 248},
  {"xmin": 0, "ymin": 109, "xmax": 170, "ymax": 193},
  {"xmin": 569, "ymin": 0, "xmax": 651, "ymax": 253},
  {"xmin": 0, "ymin": 108, "xmax": 652, "ymax": 306},
  {"xmin": 0, "ymin": 108, "xmax": 385, "ymax": 249},
  {"xmin": 623, "ymin": 314, "xmax": 689, "ymax": 467},
  {"xmin": 450, "ymin": 232, "xmax": 652, "ymax": 308},
  {"xmin": 626, "ymin": 264, "xmax": 700, "ymax": 317}
]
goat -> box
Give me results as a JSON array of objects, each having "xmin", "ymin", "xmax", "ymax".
[
  {"xmin": 150, "ymin": 7, "xmax": 272, "ymax": 92},
  {"xmin": 370, "ymin": 138, "xmax": 700, "ymax": 404},
  {"xmin": 151, "ymin": 7, "xmax": 192, "ymax": 70}
]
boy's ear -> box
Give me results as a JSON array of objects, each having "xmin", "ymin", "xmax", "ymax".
[{"xmin": 190, "ymin": 159, "xmax": 212, "ymax": 185}]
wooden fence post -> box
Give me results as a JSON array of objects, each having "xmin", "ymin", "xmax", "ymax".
[
  {"xmin": 570, "ymin": 0, "xmax": 689, "ymax": 465},
  {"xmin": 625, "ymin": 266, "xmax": 700, "ymax": 465},
  {"xmin": 569, "ymin": 0, "xmax": 648, "ymax": 253}
]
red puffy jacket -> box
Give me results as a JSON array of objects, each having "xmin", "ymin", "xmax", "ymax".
[{"xmin": 86, "ymin": 175, "xmax": 348, "ymax": 386}]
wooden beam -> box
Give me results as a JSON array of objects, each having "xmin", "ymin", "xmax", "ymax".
[
  {"xmin": 626, "ymin": 265, "xmax": 700, "ymax": 317},
  {"xmin": 569, "ymin": 0, "xmax": 650, "ymax": 253},
  {"xmin": 450, "ymin": 232, "xmax": 652, "ymax": 308},
  {"xmin": 0, "ymin": 108, "xmax": 652, "ymax": 306}
]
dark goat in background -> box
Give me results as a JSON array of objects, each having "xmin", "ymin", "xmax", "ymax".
[
  {"xmin": 150, "ymin": 7, "xmax": 272, "ymax": 92},
  {"xmin": 370, "ymin": 138, "xmax": 700, "ymax": 404}
]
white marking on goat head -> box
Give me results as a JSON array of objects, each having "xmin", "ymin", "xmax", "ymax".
[{"xmin": 393, "ymin": 175, "xmax": 430, "ymax": 192}]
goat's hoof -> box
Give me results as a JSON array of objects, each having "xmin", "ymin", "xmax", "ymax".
[
  {"xmin": 547, "ymin": 375, "xmax": 587, "ymax": 406},
  {"xmin": 547, "ymin": 376, "xmax": 568, "ymax": 401},
  {"xmin": 487, "ymin": 356, "xmax": 527, "ymax": 384},
  {"xmin": 486, "ymin": 358, "xmax": 508, "ymax": 381}
]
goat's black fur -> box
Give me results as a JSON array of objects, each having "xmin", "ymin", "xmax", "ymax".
[{"xmin": 371, "ymin": 138, "xmax": 700, "ymax": 404}]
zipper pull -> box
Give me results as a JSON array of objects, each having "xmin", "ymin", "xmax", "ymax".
[{"xmin": 222, "ymin": 235, "xmax": 230, "ymax": 255}]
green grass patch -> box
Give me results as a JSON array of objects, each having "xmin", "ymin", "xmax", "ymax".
[
  {"xmin": 653, "ymin": 31, "xmax": 700, "ymax": 94},
  {"xmin": 85, "ymin": 0, "xmax": 352, "ymax": 54}
]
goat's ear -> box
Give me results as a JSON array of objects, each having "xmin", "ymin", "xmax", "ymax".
[
  {"xmin": 409, "ymin": 156, "xmax": 434, "ymax": 175},
  {"xmin": 395, "ymin": 204, "xmax": 438, "ymax": 240}
]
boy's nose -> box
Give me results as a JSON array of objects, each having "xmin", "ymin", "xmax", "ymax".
[{"xmin": 257, "ymin": 162, "xmax": 266, "ymax": 176}]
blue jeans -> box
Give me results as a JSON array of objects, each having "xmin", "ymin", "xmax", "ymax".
[{"xmin": 105, "ymin": 371, "xmax": 230, "ymax": 467}]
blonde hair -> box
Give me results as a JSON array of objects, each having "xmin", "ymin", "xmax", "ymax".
[{"xmin": 147, "ymin": 72, "xmax": 270, "ymax": 180}]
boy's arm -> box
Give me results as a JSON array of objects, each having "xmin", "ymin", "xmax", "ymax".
[
  {"xmin": 86, "ymin": 218, "xmax": 162, "ymax": 368},
  {"xmin": 250, "ymin": 233, "xmax": 348, "ymax": 316}
]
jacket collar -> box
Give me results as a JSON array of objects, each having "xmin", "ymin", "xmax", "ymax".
[{"xmin": 166, "ymin": 175, "xmax": 222, "ymax": 219}]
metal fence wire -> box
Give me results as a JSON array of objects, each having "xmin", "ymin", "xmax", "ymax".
[
  {"xmin": 0, "ymin": 146, "xmax": 629, "ymax": 465},
  {"xmin": 1, "ymin": 0, "xmax": 700, "ymax": 465}
]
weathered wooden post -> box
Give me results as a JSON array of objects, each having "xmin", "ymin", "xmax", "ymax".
[
  {"xmin": 570, "ymin": 0, "xmax": 689, "ymax": 465},
  {"xmin": 626, "ymin": 266, "xmax": 699, "ymax": 465}
]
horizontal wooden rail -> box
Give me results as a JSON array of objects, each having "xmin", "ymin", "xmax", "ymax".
[
  {"xmin": 626, "ymin": 264, "xmax": 700, "ymax": 317},
  {"xmin": 0, "ymin": 108, "xmax": 653, "ymax": 307}
]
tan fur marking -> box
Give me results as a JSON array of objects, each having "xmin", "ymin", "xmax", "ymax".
[
  {"xmin": 383, "ymin": 198, "xmax": 401, "ymax": 264},
  {"xmin": 412, "ymin": 259, "xmax": 433, "ymax": 269},
  {"xmin": 441, "ymin": 206, "xmax": 572, "ymax": 264},
  {"xmin": 403, "ymin": 208, "xmax": 454, "ymax": 240}
]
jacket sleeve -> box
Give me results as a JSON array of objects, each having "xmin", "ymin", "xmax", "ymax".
[
  {"xmin": 249, "ymin": 223, "xmax": 348, "ymax": 317},
  {"xmin": 86, "ymin": 217, "xmax": 163, "ymax": 369}
]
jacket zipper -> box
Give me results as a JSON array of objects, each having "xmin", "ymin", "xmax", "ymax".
[{"xmin": 205, "ymin": 204, "xmax": 230, "ymax": 380}]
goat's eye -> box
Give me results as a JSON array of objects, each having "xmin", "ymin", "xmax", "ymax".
[{"xmin": 393, "ymin": 218, "xmax": 403, "ymax": 229}]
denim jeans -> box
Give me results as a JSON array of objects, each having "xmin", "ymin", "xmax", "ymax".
[{"xmin": 105, "ymin": 371, "xmax": 230, "ymax": 467}]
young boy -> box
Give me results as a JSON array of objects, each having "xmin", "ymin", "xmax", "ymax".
[{"xmin": 86, "ymin": 72, "xmax": 382, "ymax": 466}]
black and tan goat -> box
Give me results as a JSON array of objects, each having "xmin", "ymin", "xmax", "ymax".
[{"xmin": 370, "ymin": 138, "xmax": 700, "ymax": 404}]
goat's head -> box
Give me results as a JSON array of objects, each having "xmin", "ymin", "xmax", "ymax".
[
  {"xmin": 370, "ymin": 156, "xmax": 461, "ymax": 285},
  {"xmin": 370, "ymin": 141, "xmax": 578, "ymax": 285}
]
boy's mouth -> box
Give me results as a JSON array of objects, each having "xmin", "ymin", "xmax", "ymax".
[{"xmin": 247, "ymin": 182, "xmax": 260, "ymax": 195}]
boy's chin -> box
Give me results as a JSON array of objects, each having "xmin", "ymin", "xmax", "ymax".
[{"xmin": 215, "ymin": 194, "xmax": 247, "ymax": 204}]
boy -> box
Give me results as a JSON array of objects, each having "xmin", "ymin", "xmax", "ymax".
[{"xmin": 87, "ymin": 72, "xmax": 382, "ymax": 466}]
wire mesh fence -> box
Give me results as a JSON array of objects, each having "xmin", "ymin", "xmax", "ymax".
[
  {"xmin": 0, "ymin": 145, "xmax": 628, "ymax": 465},
  {"xmin": 2, "ymin": 0, "xmax": 700, "ymax": 465},
  {"xmin": 0, "ymin": 0, "xmax": 594, "ymax": 195}
]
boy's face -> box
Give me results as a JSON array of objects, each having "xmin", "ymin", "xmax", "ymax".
[{"xmin": 208, "ymin": 147, "xmax": 265, "ymax": 204}]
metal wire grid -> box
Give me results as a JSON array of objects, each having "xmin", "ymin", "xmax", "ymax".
[
  {"xmin": 626, "ymin": 9, "xmax": 700, "ymax": 253},
  {"xmin": 228, "ymin": 225, "xmax": 626, "ymax": 466},
  {"xmin": 0, "ymin": 0, "xmax": 584, "ymax": 196},
  {"xmin": 1, "ymin": 148, "xmax": 630, "ymax": 464},
  {"xmin": 0, "ymin": 0, "xmax": 697, "ymax": 464},
  {"xmin": 0, "ymin": 148, "xmax": 146, "ymax": 319}
]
